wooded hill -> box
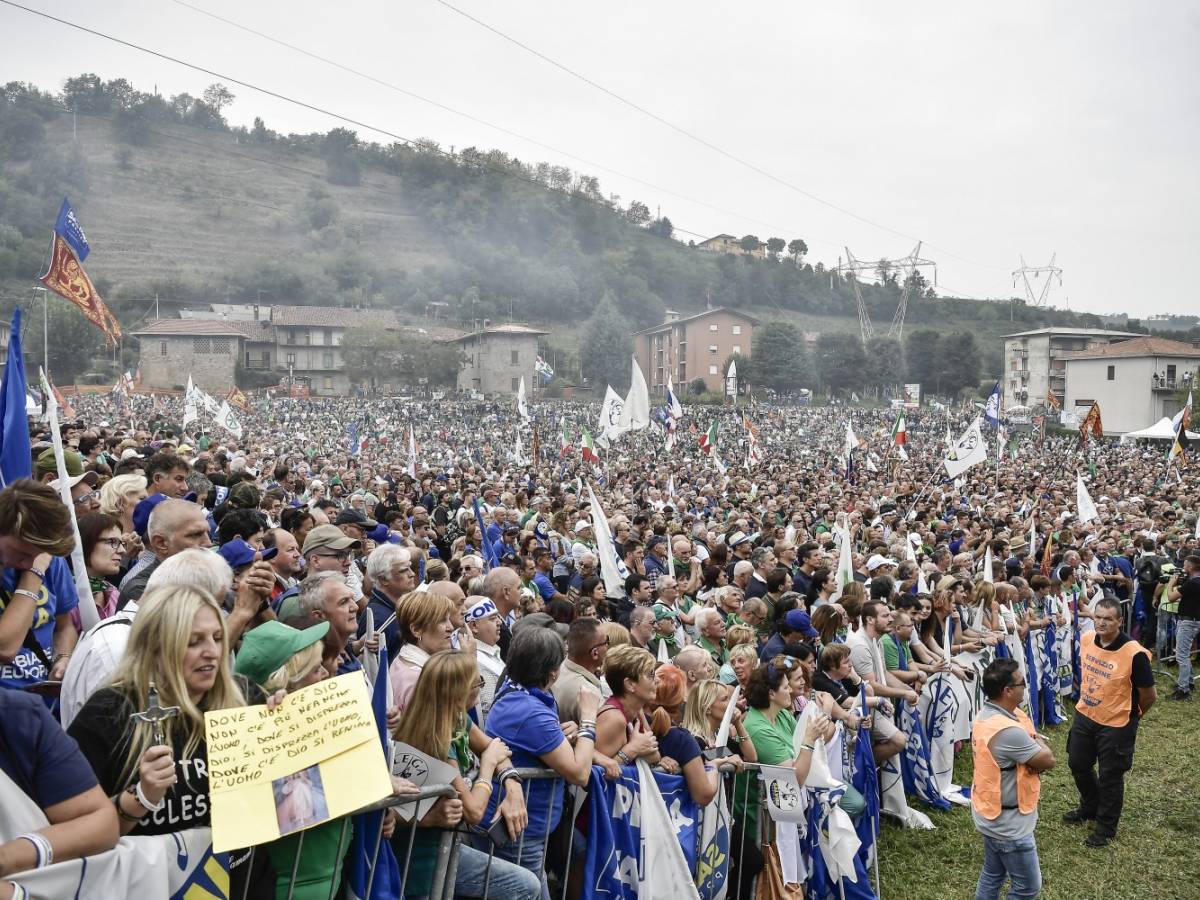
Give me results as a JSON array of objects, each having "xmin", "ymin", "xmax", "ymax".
[{"xmin": 0, "ymin": 75, "xmax": 1175, "ymax": 391}]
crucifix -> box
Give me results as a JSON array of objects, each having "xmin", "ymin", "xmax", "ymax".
[{"xmin": 130, "ymin": 682, "xmax": 180, "ymax": 746}]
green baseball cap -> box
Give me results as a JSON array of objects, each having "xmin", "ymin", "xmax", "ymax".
[
  {"xmin": 233, "ymin": 620, "xmax": 329, "ymax": 686},
  {"xmin": 652, "ymin": 603, "xmax": 678, "ymax": 623}
]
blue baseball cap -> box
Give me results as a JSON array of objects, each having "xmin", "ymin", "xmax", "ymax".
[
  {"xmin": 218, "ymin": 538, "xmax": 278, "ymax": 570},
  {"xmin": 784, "ymin": 609, "xmax": 819, "ymax": 640}
]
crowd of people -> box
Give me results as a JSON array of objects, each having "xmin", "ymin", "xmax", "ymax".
[{"xmin": 0, "ymin": 387, "xmax": 1196, "ymax": 900}]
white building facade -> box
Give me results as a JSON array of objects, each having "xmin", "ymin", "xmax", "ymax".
[
  {"xmin": 1002, "ymin": 327, "xmax": 1142, "ymax": 412},
  {"xmin": 1062, "ymin": 337, "xmax": 1200, "ymax": 434}
]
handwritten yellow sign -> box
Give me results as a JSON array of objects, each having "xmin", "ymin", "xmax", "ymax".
[{"xmin": 205, "ymin": 673, "xmax": 391, "ymax": 852}]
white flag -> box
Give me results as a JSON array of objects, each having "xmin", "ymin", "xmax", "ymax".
[
  {"xmin": 1076, "ymin": 474, "xmax": 1098, "ymax": 524},
  {"xmin": 598, "ymin": 384, "xmax": 626, "ymax": 446},
  {"xmin": 587, "ymin": 485, "xmax": 625, "ymax": 598},
  {"xmin": 406, "ymin": 425, "xmax": 418, "ymax": 478},
  {"xmin": 944, "ymin": 417, "xmax": 987, "ymax": 479},
  {"xmin": 725, "ymin": 359, "xmax": 738, "ymax": 398},
  {"xmin": 214, "ymin": 400, "xmax": 243, "ymax": 438},
  {"xmin": 183, "ymin": 376, "xmax": 199, "ymax": 429},
  {"xmin": 617, "ymin": 356, "xmax": 650, "ymax": 431},
  {"xmin": 516, "ymin": 376, "xmax": 530, "ymax": 422},
  {"xmin": 637, "ymin": 759, "xmax": 701, "ymax": 900},
  {"xmin": 982, "ymin": 543, "xmax": 994, "ymax": 585}
]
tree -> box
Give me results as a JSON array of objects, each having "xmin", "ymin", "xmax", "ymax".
[
  {"xmin": 739, "ymin": 235, "xmax": 761, "ymax": 255},
  {"xmin": 939, "ymin": 331, "xmax": 981, "ymax": 397},
  {"xmin": 813, "ymin": 332, "xmax": 867, "ymax": 395},
  {"xmin": 688, "ymin": 377, "xmax": 707, "ymax": 396},
  {"xmin": 341, "ymin": 326, "xmax": 463, "ymax": 390},
  {"xmin": 766, "ymin": 237, "xmax": 785, "ymax": 260},
  {"xmin": 23, "ymin": 295, "xmax": 109, "ymax": 385},
  {"xmin": 625, "ymin": 200, "xmax": 651, "ymax": 226},
  {"xmin": 579, "ymin": 293, "xmax": 632, "ymax": 392},
  {"xmin": 862, "ymin": 336, "xmax": 904, "ymax": 395},
  {"xmin": 201, "ymin": 83, "xmax": 235, "ymax": 117},
  {"xmin": 787, "ymin": 238, "xmax": 808, "ymax": 263},
  {"xmin": 647, "ymin": 217, "xmax": 673, "ymax": 239},
  {"xmin": 903, "ymin": 329, "xmax": 941, "ymax": 393},
  {"xmin": 751, "ymin": 321, "xmax": 811, "ymax": 393}
]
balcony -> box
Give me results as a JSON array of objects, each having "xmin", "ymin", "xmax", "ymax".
[{"xmin": 1152, "ymin": 375, "xmax": 1194, "ymax": 393}]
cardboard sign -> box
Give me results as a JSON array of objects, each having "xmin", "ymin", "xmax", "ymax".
[{"xmin": 205, "ymin": 673, "xmax": 391, "ymax": 851}]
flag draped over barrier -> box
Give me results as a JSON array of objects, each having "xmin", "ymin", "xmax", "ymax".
[{"xmin": 582, "ymin": 762, "xmax": 703, "ymax": 899}]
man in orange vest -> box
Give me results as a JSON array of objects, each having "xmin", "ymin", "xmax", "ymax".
[
  {"xmin": 971, "ymin": 658, "xmax": 1056, "ymax": 900},
  {"xmin": 1065, "ymin": 597, "xmax": 1156, "ymax": 848}
]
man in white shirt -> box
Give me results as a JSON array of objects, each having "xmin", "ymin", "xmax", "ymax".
[
  {"xmin": 465, "ymin": 596, "xmax": 504, "ymax": 724},
  {"xmin": 846, "ymin": 600, "xmax": 916, "ymax": 765}
]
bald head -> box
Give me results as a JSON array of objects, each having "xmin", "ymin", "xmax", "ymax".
[
  {"xmin": 147, "ymin": 499, "xmax": 211, "ymax": 560},
  {"xmin": 484, "ymin": 566, "xmax": 521, "ymax": 615}
]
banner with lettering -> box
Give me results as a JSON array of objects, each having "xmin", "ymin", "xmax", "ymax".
[
  {"xmin": 205, "ymin": 673, "xmax": 392, "ymax": 852},
  {"xmin": 582, "ymin": 762, "xmax": 704, "ymax": 899}
]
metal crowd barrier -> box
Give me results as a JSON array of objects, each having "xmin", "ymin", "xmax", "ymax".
[{"xmin": 254, "ymin": 756, "xmax": 882, "ymax": 900}]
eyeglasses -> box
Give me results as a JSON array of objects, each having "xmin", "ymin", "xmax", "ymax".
[
  {"xmin": 590, "ymin": 636, "xmax": 610, "ymax": 653},
  {"xmin": 97, "ymin": 537, "xmax": 124, "ymax": 550},
  {"xmin": 74, "ymin": 490, "xmax": 99, "ymax": 506},
  {"xmin": 311, "ymin": 550, "xmax": 351, "ymax": 562},
  {"xmin": 1007, "ymin": 679, "xmax": 1026, "ymax": 689}
]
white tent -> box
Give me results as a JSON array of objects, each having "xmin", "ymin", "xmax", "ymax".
[{"xmin": 1120, "ymin": 417, "xmax": 1199, "ymax": 442}]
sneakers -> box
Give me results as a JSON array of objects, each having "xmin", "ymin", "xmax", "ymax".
[
  {"xmin": 1062, "ymin": 808, "xmax": 1095, "ymax": 825},
  {"xmin": 1171, "ymin": 689, "xmax": 1193, "ymax": 701},
  {"xmin": 1084, "ymin": 831, "xmax": 1114, "ymax": 848}
]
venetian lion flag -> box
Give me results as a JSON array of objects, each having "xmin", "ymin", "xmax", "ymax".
[
  {"xmin": 1168, "ymin": 392, "xmax": 1192, "ymax": 465},
  {"xmin": 1078, "ymin": 402, "xmax": 1103, "ymax": 444},
  {"xmin": 39, "ymin": 198, "xmax": 121, "ymax": 345}
]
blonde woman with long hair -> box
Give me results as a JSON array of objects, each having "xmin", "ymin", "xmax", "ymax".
[
  {"xmin": 393, "ymin": 651, "xmax": 540, "ymax": 900},
  {"xmin": 67, "ymin": 585, "xmax": 247, "ymax": 839}
]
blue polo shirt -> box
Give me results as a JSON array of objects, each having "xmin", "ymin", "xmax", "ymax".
[
  {"xmin": 483, "ymin": 683, "xmax": 565, "ymax": 839},
  {"xmin": 532, "ymin": 572, "xmax": 558, "ymax": 601},
  {"xmin": 0, "ymin": 558, "xmax": 79, "ymax": 690},
  {"xmin": 0, "ymin": 689, "xmax": 97, "ymax": 806}
]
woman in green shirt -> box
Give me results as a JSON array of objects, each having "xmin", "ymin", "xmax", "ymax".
[{"xmin": 738, "ymin": 657, "xmax": 831, "ymax": 845}]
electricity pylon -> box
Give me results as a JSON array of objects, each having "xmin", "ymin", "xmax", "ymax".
[{"xmin": 835, "ymin": 243, "xmax": 937, "ymax": 344}]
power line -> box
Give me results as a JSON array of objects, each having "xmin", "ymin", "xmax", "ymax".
[
  {"xmin": 430, "ymin": 0, "xmax": 1009, "ymax": 271},
  {"xmin": 0, "ymin": 0, "xmax": 727, "ymax": 244},
  {"xmin": 167, "ymin": 0, "xmax": 834, "ymax": 248}
]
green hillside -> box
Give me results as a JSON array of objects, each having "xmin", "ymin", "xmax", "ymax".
[{"xmin": 0, "ymin": 75, "xmax": 1170, "ymax": 388}]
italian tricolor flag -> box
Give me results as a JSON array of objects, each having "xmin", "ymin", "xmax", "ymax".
[
  {"xmin": 892, "ymin": 410, "xmax": 907, "ymax": 445},
  {"xmin": 698, "ymin": 420, "xmax": 718, "ymax": 453},
  {"xmin": 560, "ymin": 420, "xmax": 572, "ymax": 457},
  {"xmin": 581, "ymin": 427, "xmax": 598, "ymax": 463}
]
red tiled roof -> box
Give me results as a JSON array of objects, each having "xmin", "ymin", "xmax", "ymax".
[
  {"xmin": 1064, "ymin": 337, "xmax": 1200, "ymax": 360},
  {"xmin": 131, "ymin": 319, "xmax": 247, "ymax": 337},
  {"xmin": 269, "ymin": 306, "xmax": 400, "ymax": 328}
]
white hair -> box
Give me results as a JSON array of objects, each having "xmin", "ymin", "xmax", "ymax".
[
  {"xmin": 366, "ymin": 543, "xmax": 412, "ymax": 582},
  {"xmin": 733, "ymin": 560, "xmax": 754, "ymax": 578},
  {"xmin": 461, "ymin": 554, "xmax": 483, "ymax": 570},
  {"xmin": 694, "ymin": 607, "xmax": 721, "ymax": 631},
  {"xmin": 145, "ymin": 547, "xmax": 233, "ymax": 599}
]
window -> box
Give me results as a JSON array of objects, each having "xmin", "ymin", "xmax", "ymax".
[
  {"xmin": 263, "ymin": 351, "xmax": 270, "ymax": 368},
  {"xmin": 733, "ymin": 345, "xmax": 741, "ymax": 355},
  {"xmin": 1075, "ymin": 399, "xmax": 1094, "ymax": 407},
  {"xmin": 286, "ymin": 330, "xmax": 296, "ymax": 345},
  {"xmin": 323, "ymin": 352, "xmax": 334, "ymax": 368},
  {"xmin": 212, "ymin": 338, "xmax": 231, "ymax": 354},
  {"xmin": 285, "ymin": 352, "xmax": 296, "ymax": 367},
  {"xmin": 511, "ymin": 377, "xmax": 520, "ymax": 392},
  {"xmin": 709, "ymin": 324, "xmax": 718, "ymax": 332},
  {"xmin": 1167, "ymin": 364, "xmax": 1177, "ymax": 381},
  {"xmin": 160, "ymin": 341, "xmax": 168, "ymax": 357},
  {"xmin": 246, "ymin": 351, "xmax": 251, "ymax": 366},
  {"xmin": 1107, "ymin": 365, "xmax": 1115, "ymax": 381},
  {"xmin": 323, "ymin": 376, "xmax": 333, "ymax": 391},
  {"xmin": 323, "ymin": 328, "xmax": 333, "ymax": 346},
  {"xmin": 709, "ymin": 345, "xmax": 718, "ymax": 354},
  {"xmin": 709, "ymin": 365, "xmax": 718, "ymax": 375},
  {"xmin": 192, "ymin": 338, "xmax": 211, "ymax": 354},
  {"xmin": 511, "ymin": 350, "xmax": 520, "ymax": 365},
  {"xmin": 732, "ymin": 325, "xmax": 742, "ymax": 335}
]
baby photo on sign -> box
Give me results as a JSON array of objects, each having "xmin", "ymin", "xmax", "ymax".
[{"xmin": 273, "ymin": 765, "xmax": 330, "ymax": 836}]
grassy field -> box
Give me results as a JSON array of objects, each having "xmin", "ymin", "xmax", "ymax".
[{"xmin": 877, "ymin": 674, "xmax": 1200, "ymax": 900}]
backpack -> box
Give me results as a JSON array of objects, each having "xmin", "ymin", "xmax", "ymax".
[{"xmin": 1135, "ymin": 554, "xmax": 1162, "ymax": 592}]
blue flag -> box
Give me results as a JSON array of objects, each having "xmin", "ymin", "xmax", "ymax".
[
  {"xmin": 851, "ymin": 685, "xmax": 880, "ymax": 871},
  {"xmin": 984, "ymin": 381, "xmax": 1001, "ymax": 428},
  {"xmin": 346, "ymin": 643, "xmax": 400, "ymax": 899},
  {"xmin": 54, "ymin": 197, "xmax": 90, "ymax": 261},
  {"xmin": 1023, "ymin": 631, "xmax": 1044, "ymax": 729},
  {"xmin": 582, "ymin": 765, "xmax": 702, "ymax": 899},
  {"xmin": 0, "ymin": 309, "xmax": 32, "ymax": 487},
  {"xmin": 472, "ymin": 498, "xmax": 500, "ymax": 569}
]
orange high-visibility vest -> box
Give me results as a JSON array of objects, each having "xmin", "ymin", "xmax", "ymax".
[
  {"xmin": 971, "ymin": 707, "xmax": 1041, "ymax": 819},
  {"xmin": 1076, "ymin": 632, "xmax": 1149, "ymax": 728}
]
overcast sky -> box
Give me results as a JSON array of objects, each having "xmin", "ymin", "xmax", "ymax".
[{"xmin": 4, "ymin": 0, "xmax": 1198, "ymax": 317}]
